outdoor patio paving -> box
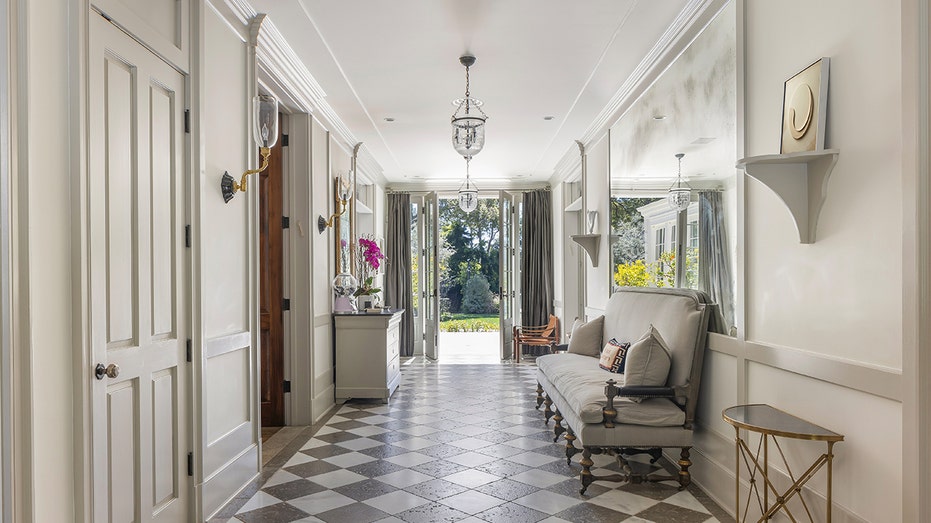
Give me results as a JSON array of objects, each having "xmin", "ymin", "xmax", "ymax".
[{"xmin": 437, "ymin": 332, "xmax": 502, "ymax": 364}]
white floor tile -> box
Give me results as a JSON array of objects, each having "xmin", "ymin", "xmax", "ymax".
[
  {"xmin": 235, "ymin": 491, "xmax": 283, "ymax": 514},
  {"xmin": 306, "ymin": 469, "xmax": 367, "ymax": 489},
  {"xmin": 391, "ymin": 437, "xmax": 437, "ymax": 451},
  {"xmin": 438, "ymin": 490, "xmax": 504, "ymax": 514},
  {"xmin": 363, "ymin": 490, "xmax": 431, "ymax": 514},
  {"xmin": 444, "ymin": 451, "xmax": 497, "ymax": 467},
  {"xmin": 262, "ymin": 469, "xmax": 302, "ymax": 488},
  {"xmin": 288, "ymin": 490, "xmax": 356, "ymax": 515},
  {"xmin": 505, "ymin": 451, "xmax": 561, "ymax": 467},
  {"xmin": 322, "ymin": 451, "xmax": 377, "ymax": 468},
  {"xmin": 384, "ymin": 452, "xmax": 436, "ymax": 467},
  {"xmin": 375, "ymin": 469, "xmax": 434, "ymax": 488},
  {"xmin": 442, "ymin": 469, "xmax": 499, "ymax": 488},
  {"xmin": 588, "ymin": 489, "xmax": 660, "ymax": 515},
  {"xmin": 508, "ymin": 469, "xmax": 567, "ymax": 488},
  {"xmin": 283, "ymin": 452, "xmax": 315, "ymax": 468},
  {"xmin": 512, "ymin": 490, "xmax": 581, "ymax": 515},
  {"xmin": 335, "ymin": 437, "xmax": 384, "ymax": 451}
]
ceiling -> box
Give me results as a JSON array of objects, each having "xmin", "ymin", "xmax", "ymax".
[{"xmin": 250, "ymin": 0, "xmax": 691, "ymax": 185}]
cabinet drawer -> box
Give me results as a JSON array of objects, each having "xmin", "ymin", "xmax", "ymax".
[
  {"xmin": 387, "ymin": 356, "xmax": 400, "ymax": 381},
  {"xmin": 387, "ymin": 326, "xmax": 400, "ymax": 346},
  {"xmin": 387, "ymin": 340, "xmax": 400, "ymax": 360}
]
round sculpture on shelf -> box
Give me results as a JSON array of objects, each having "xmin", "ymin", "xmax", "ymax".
[{"xmin": 332, "ymin": 272, "xmax": 358, "ymax": 312}]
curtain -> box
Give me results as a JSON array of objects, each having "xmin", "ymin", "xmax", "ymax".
[
  {"xmin": 698, "ymin": 191, "xmax": 735, "ymax": 334},
  {"xmin": 385, "ymin": 193, "xmax": 414, "ymax": 356},
  {"xmin": 520, "ymin": 189, "xmax": 554, "ymax": 329}
]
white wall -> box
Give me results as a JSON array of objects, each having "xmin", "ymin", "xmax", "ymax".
[
  {"xmin": 584, "ymin": 136, "xmax": 611, "ymax": 312},
  {"xmin": 562, "ymin": 1, "xmax": 909, "ymax": 520},
  {"xmin": 199, "ymin": 3, "xmax": 260, "ymax": 518},
  {"xmin": 23, "ymin": 0, "xmax": 73, "ymax": 520}
]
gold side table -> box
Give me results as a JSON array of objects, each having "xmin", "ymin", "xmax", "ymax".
[{"xmin": 723, "ymin": 404, "xmax": 843, "ymax": 522}]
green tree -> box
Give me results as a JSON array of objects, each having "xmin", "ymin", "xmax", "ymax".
[
  {"xmin": 438, "ymin": 198, "xmax": 500, "ymax": 313},
  {"xmin": 461, "ymin": 274, "xmax": 496, "ymax": 314}
]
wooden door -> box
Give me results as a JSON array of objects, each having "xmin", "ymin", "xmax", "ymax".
[
  {"xmin": 259, "ymin": 114, "xmax": 285, "ymax": 427},
  {"xmin": 88, "ymin": 13, "xmax": 189, "ymax": 522}
]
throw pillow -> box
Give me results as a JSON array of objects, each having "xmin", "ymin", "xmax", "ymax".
[
  {"xmin": 598, "ymin": 338, "xmax": 631, "ymax": 373},
  {"xmin": 566, "ymin": 315, "xmax": 604, "ymax": 358},
  {"xmin": 568, "ymin": 318, "xmax": 583, "ymax": 340},
  {"xmin": 623, "ymin": 325, "xmax": 673, "ymax": 402}
]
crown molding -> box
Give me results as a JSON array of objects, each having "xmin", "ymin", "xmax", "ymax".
[
  {"xmin": 219, "ymin": 0, "xmax": 387, "ymax": 182},
  {"xmin": 548, "ymin": 0, "xmax": 728, "ymax": 185}
]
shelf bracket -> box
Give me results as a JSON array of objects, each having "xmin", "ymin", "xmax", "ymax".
[
  {"xmin": 571, "ymin": 234, "xmax": 601, "ymax": 267},
  {"xmin": 737, "ymin": 149, "xmax": 839, "ymax": 244}
]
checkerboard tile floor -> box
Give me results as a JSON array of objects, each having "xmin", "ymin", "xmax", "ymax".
[{"xmin": 215, "ymin": 362, "xmax": 729, "ymax": 523}]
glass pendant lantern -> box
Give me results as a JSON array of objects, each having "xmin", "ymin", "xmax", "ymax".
[
  {"xmin": 667, "ymin": 153, "xmax": 691, "ymax": 212},
  {"xmin": 458, "ymin": 157, "xmax": 479, "ymax": 213},
  {"xmin": 451, "ymin": 55, "xmax": 488, "ymax": 159}
]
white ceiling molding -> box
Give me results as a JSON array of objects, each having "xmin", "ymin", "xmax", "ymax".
[
  {"xmin": 386, "ymin": 181, "xmax": 550, "ymax": 194},
  {"xmin": 548, "ymin": 0, "xmax": 728, "ymax": 184},
  {"xmin": 219, "ymin": 0, "xmax": 387, "ymax": 180},
  {"xmin": 550, "ymin": 143, "xmax": 583, "ymax": 186}
]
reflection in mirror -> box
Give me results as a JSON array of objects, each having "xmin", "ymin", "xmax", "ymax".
[
  {"xmin": 335, "ymin": 174, "xmax": 355, "ymax": 275},
  {"xmin": 609, "ymin": 1, "xmax": 737, "ymax": 334}
]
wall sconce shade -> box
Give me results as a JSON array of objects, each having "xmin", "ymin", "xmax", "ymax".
[
  {"xmin": 253, "ymin": 94, "xmax": 279, "ymax": 148},
  {"xmin": 222, "ymin": 94, "xmax": 279, "ymax": 203},
  {"xmin": 318, "ymin": 170, "xmax": 355, "ymax": 233}
]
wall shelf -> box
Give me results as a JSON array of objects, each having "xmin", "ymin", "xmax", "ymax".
[
  {"xmin": 564, "ymin": 196, "xmax": 582, "ymax": 212},
  {"xmin": 356, "ymin": 201, "xmax": 373, "ymax": 214},
  {"xmin": 571, "ymin": 234, "xmax": 601, "ymax": 267},
  {"xmin": 736, "ymin": 149, "xmax": 839, "ymax": 244}
]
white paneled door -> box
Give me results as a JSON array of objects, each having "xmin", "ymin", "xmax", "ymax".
[
  {"xmin": 423, "ymin": 192, "xmax": 439, "ymax": 360},
  {"xmin": 88, "ymin": 13, "xmax": 190, "ymax": 522}
]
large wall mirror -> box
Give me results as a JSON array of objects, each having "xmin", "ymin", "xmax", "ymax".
[{"xmin": 608, "ymin": 1, "xmax": 737, "ymax": 334}]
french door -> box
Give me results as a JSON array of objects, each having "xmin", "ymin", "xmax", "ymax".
[
  {"xmin": 88, "ymin": 12, "xmax": 190, "ymax": 522},
  {"xmin": 499, "ymin": 191, "xmax": 519, "ymax": 359},
  {"xmin": 423, "ymin": 192, "xmax": 440, "ymax": 360}
]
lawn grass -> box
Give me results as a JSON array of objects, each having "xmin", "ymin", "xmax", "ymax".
[{"xmin": 440, "ymin": 313, "xmax": 499, "ymax": 332}]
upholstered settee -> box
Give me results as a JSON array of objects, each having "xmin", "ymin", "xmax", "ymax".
[{"xmin": 534, "ymin": 287, "xmax": 713, "ymax": 494}]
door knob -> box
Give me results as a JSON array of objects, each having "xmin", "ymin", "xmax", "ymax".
[{"xmin": 95, "ymin": 363, "xmax": 120, "ymax": 380}]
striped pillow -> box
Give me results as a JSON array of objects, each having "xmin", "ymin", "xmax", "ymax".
[{"xmin": 598, "ymin": 338, "xmax": 631, "ymax": 373}]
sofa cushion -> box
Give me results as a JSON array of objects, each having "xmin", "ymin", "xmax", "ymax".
[
  {"xmin": 598, "ymin": 338, "xmax": 630, "ymax": 373},
  {"xmin": 623, "ymin": 326, "xmax": 672, "ymax": 403},
  {"xmin": 567, "ymin": 315, "xmax": 604, "ymax": 358},
  {"xmin": 604, "ymin": 289, "xmax": 705, "ymax": 390},
  {"xmin": 536, "ymin": 354, "xmax": 684, "ymax": 426}
]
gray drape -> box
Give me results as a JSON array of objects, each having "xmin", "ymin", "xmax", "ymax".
[
  {"xmin": 385, "ymin": 193, "xmax": 414, "ymax": 356},
  {"xmin": 698, "ymin": 191, "xmax": 735, "ymax": 334},
  {"xmin": 520, "ymin": 189, "xmax": 554, "ymax": 328}
]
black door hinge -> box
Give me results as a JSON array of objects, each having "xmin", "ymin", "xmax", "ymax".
[
  {"xmin": 185, "ymin": 225, "xmax": 191, "ymax": 248},
  {"xmin": 282, "ymin": 216, "xmax": 290, "ymax": 229},
  {"xmin": 283, "ymin": 380, "xmax": 291, "ymax": 393},
  {"xmin": 186, "ymin": 339, "xmax": 192, "ymax": 362},
  {"xmin": 282, "ymin": 298, "xmax": 290, "ymax": 311},
  {"xmin": 281, "ymin": 134, "xmax": 289, "ymax": 147},
  {"xmin": 187, "ymin": 452, "xmax": 193, "ymax": 476},
  {"xmin": 184, "ymin": 110, "xmax": 190, "ymax": 134}
]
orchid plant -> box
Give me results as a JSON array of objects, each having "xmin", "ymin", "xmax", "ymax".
[{"xmin": 354, "ymin": 236, "xmax": 386, "ymax": 297}]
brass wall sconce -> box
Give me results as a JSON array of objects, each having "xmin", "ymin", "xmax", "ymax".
[
  {"xmin": 317, "ymin": 170, "xmax": 354, "ymax": 233},
  {"xmin": 222, "ymin": 94, "xmax": 279, "ymax": 203}
]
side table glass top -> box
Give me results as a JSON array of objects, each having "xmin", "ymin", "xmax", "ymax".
[{"xmin": 723, "ymin": 404, "xmax": 843, "ymax": 441}]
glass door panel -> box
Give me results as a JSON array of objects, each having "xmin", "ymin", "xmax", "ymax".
[{"xmin": 424, "ymin": 192, "xmax": 439, "ymax": 360}]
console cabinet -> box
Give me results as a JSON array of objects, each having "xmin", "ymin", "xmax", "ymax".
[{"xmin": 334, "ymin": 309, "xmax": 404, "ymax": 402}]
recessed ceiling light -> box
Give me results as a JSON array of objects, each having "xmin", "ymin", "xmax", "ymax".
[
  {"xmin": 384, "ymin": 117, "xmax": 395, "ymax": 122},
  {"xmin": 652, "ymin": 115, "xmax": 667, "ymax": 121},
  {"xmin": 543, "ymin": 116, "xmax": 555, "ymax": 121},
  {"xmin": 691, "ymin": 137, "xmax": 716, "ymax": 145}
]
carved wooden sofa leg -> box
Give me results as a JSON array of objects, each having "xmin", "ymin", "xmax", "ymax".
[
  {"xmin": 579, "ymin": 447, "xmax": 595, "ymax": 494},
  {"xmin": 553, "ymin": 408, "xmax": 565, "ymax": 442},
  {"xmin": 678, "ymin": 447, "xmax": 692, "ymax": 490},
  {"xmin": 564, "ymin": 426, "xmax": 579, "ymax": 465},
  {"xmin": 535, "ymin": 382, "xmax": 545, "ymax": 409},
  {"xmin": 543, "ymin": 394, "xmax": 554, "ymax": 425}
]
